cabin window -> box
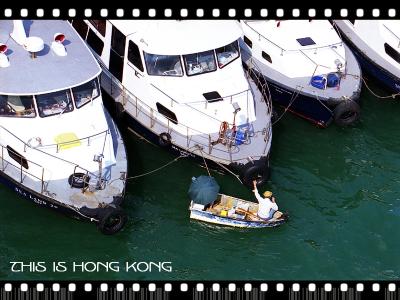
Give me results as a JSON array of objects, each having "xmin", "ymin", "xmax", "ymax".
[
  {"xmin": 384, "ymin": 43, "xmax": 400, "ymax": 64},
  {"xmin": 183, "ymin": 50, "xmax": 216, "ymax": 76},
  {"xmin": 111, "ymin": 27, "xmax": 126, "ymax": 57},
  {"xmin": 144, "ymin": 53, "xmax": 183, "ymax": 76},
  {"xmin": 216, "ymin": 40, "xmax": 240, "ymax": 68},
  {"xmin": 296, "ymin": 37, "xmax": 316, "ymax": 46},
  {"xmin": 86, "ymin": 29, "xmax": 104, "ymax": 56},
  {"xmin": 88, "ymin": 20, "xmax": 106, "ymax": 36},
  {"xmin": 72, "ymin": 79, "xmax": 100, "ymax": 108},
  {"xmin": 156, "ymin": 102, "xmax": 178, "ymax": 124},
  {"xmin": 7, "ymin": 145, "xmax": 29, "ymax": 169},
  {"xmin": 71, "ymin": 20, "xmax": 89, "ymax": 40},
  {"xmin": 0, "ymin": 95, "xmax": 36, "ymax": 118},
  {"xmin": 36, "ymin": 90, "xmax": 73, "ymax": 118},
  {"xmin": 127, "ymin": 41, "xmax": 144, "ymax": 72},
  {"xmin": 262, "ymin": 51, "xmax": 272, "ymax": 63},
  {"xmin": 243, "ymin": 36, "xmax": 253, "ymax": 48},
  {"xmin": 109, "ymin": 27, "xmax": 126, "ymax": 82}
]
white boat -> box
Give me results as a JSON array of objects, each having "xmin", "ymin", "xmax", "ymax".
[
  {"xmin": 334, "ymin": 20, "xmax": 400, "ymax": 94},
  {"xmin": 0, "ymin": 20, "xmax": 128, "ymax": 234},
  {"xmin": 240, "ymin": 20, "xmax": 362, "ymax": 127},
  {"xmin": 72, "ymin": 20, "xmax": 273, "ymax": 188},
  {"xmin": 189, "ymin": 194, "xmax": 287, "ymax": 228}
]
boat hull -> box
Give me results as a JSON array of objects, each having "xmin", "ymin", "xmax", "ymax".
[
  {"xmin": 102, "ymin": 89, "xmax": 271, "ymax": 186},
  {"xmin": 189, "ymin": 209, "xmax": 286, "ymax": 228},
  {"xmin": 262, "ymin": 78, "xmax": 335, "ymax": 127},
  {"xmin": 339, "ymin": 34, "xmax": 400, "ymax": 94},
  {"xmin": 0, "ymin": 168, "xmax": 91, "ymax": 221}
]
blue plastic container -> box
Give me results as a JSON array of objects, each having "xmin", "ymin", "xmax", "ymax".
[
  {"xmin": 327, "ymin": 73, "xmax": 340, "ymax": 88},
  {"xmin": 234, "ymin": 131, "xmax": 246, "ymax": 145},
  {"xmin": 311, "ymin": 75, "xmax": 326, "ymax": 89}
]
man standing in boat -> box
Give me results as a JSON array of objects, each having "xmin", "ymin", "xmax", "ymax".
[{"xmin": 252, "ymin": 180, "xmax": 278, "ymax": 220}]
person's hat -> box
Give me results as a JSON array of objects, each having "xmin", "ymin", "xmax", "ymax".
[{"xmin": 263, "ymin": 191, "xmax": 272, "ymax": 197}]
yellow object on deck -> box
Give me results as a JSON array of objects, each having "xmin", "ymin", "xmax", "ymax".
[
  {"xmin": 220, "ymin": 210, "xmax": 228, "ymax": 217},
  {"xmin": 54, "ymin": 132, "xmax": 81, "ymax": 150}
]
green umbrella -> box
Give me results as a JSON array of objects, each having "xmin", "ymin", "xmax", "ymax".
[{"xmin": 188, "ymin": 176, "xmax": 220, "ymax": 205}]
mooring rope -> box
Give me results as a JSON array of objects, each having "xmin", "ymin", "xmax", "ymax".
[
  {"xmin": 360, "ymin": 76, "xmax": 400, "ymax": 99},
  {"xmin": 345, "ymin": 73, "xmax": 400, "ymax": 99},
  {"xmin": 194, "ymin": 147, "xmax": 243, "ymax": 185},
  {"xmin": 125, "ymin": 155, "xmax": 187, "ymax": 181},
  {"xmin": 272, "ymin": 86, "xmax": 303, "ymax": 125},
  {"xmin": 198, "ymin": 147, "xmax": 211, "ymax": 177}
]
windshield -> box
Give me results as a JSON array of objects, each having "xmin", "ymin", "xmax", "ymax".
[
  {"xmin": 144, "ymin": 53, "xmax": 183, "ymax": 76},
  {"xmin": 216, "ymin": 40, "xmax": 240, "ymax": 68},
  {"xmin": 36, "ymin": 90, "xmax": 73, "ymax": 118},
  {"xmin": 183, "ymin": 50, "xmax": 216, "ymax": 76},
  {"xmin": 72, "ymin": 79, "xmax": 100, "ymax": 108},
  {"xmin": 0, "ymin": 95, "xmax": 36, "ymax": 118}
]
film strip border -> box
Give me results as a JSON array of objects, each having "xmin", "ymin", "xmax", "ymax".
[
  {"xmin": 0, "ymin": 281, "xmax": 399, "ymax": 299},
  {"xmin": 0, "ymin": 8, "xmax": 399, "ymax": 19}
]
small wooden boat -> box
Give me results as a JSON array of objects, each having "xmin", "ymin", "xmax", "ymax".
[{"xmin": 189, "ymin": 193, "xmax": 288, "ymax": 228}]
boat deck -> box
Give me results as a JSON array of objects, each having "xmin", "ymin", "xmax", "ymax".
[
  {"xmin": 242, "ymin": 44, "xmax": 362, "ymax": 102},
  {"xmin": 102, "ymin": 68, "xmax": 272, "ymax": 166},
  {"xmin": 0, "ymin": 20, "xmax": 100, "ymax": 95},
  {"xmin": 0, "ymin": 110, "xmax": 127, "ymax": 209}
]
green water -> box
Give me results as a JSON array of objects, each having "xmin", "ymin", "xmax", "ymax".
[{"xmin": 1, "ymin": 82, "xmax": 400, "ymax": 281}]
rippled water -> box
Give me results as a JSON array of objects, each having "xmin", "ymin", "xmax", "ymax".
[{"xmin": 1, "ymin": 81, "xmax": 400, "ymax": 280}]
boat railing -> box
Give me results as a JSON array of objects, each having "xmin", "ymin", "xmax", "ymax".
[
  {"xmin": 0, "ymin": 144, "xmax": 46, "ymax": 193},
  {"xmin": 150, "ymin": 82, "xmax": 253, "ymax": 109},
  {"xmin": 244, "ymin": 58, "xmax": 273, "ymax": 115},
  {"xmin": 382, "ymin": 23, "xmax": 400, "ymax": 48},
  {"xmin": 100, "ymin": 67, "xmax": 272, "ymax": 161},
  {"xmin": 243, "ymin": 20, "xmax": 344, "ymax": 56},
  {"xmin": 0, "ymin": 125, "xmax": 101, "ymax": 194},
  {"xmin": 25, "ymin": 129, "xmax": 110, "ymax": 154}
]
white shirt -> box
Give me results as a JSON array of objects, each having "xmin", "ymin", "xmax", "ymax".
[{"xmin": 253, "ymin": 188, "xmax": 278, "ymax": 219}]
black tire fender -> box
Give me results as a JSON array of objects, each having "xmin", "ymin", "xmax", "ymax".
[
  {"xmin": 159, "ymin": 132, "xmax": 172, "ymax": 147},
  {"xmin": 333, "ymin": 100, "xmax": 360, "ymax": 127},
  {"xmin": 241, "ymin": 163, "xmax": 270, "ymax": 188},
  {"xmin": 68, "ymin": 173, "xmax": 90, "ymax": 189},
  {"xmin": 97, "ymin": 207, "xmax": 127, "ymax": 235}
]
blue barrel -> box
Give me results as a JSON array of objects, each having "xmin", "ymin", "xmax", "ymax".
[{"xmin": 327, "ymin": 72, "xmax": 340, "ymax": 88}]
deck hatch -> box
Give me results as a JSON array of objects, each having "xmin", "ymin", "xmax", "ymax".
[
  {"xmin": 203, "ymin": 91, "xmax": 223, "ymax": 103},
  {"xmin": 296, "ymin": 37, "xmax": 316, "ymax": 46}
]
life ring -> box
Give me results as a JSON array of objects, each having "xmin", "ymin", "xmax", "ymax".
[
  {"xmin": 68, "ymin": 172, "xmax": 90, "ymax": 189},
  {"xmin": 241, "ymin": 162, "xmax": 270, "ymax": 188},
  {"xmin": 27, "ymin": 137, "xmax": 42, "ymax": 148},
  {"xmin": 333, "ymin": 100, "xmax": 360, "ymax": 127},
  {"xmin": 159, "ymin": 132, "xmax": 172, "ymax": 147},
  {"xmin": 97, "ymin": 206, "xmax": 127, "ymax": 235}
]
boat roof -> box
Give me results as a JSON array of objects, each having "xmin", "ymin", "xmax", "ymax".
[
  {"xmin": 243, "ymin": 20, "xmax": 342, "ymax": 51},
  {"xmin": 109, "ymin": 20, "xmax": 243, "ymax": 55},
  {"xmin": 0, "ymin": 20, "xmax": 101, "ymax": 95}
]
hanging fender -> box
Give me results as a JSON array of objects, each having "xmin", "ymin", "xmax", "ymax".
[
  {"xmin": 333, "ymin": 100, "xmax": 360, "ymax": 127},
  {"xmin": 241, "ymin": 161, "xmax": 270, "ymax": 188},
  {"xmin": 96, "ymin": 206, "xmax": 127, "ymax": 235},
  {"xmin": 159, "ymin": 132, "xmax": 172, "ymax": 148}
]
